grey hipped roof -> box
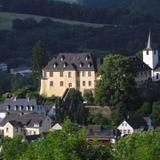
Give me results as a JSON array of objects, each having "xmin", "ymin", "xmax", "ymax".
[
  {"xmin": 43, "ymin": 53, "xmax": 102, "ymax": 72},
  {"xmin": 0, "ymin": 113, "xmax": 48, "ymax": 128}
]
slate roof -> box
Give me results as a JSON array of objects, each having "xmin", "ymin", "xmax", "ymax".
[
  {"xmin": 0, "ymin": 98, "xmax": 38, "ymax": 113},
  {"xmin": 43, "ymin": 53, "xmax": 102, "ymax": 72},
  {"xmin": 130, "ymin": 56, "xmax": 151, "ymax": 72},
  {"xmin": 86, "ymin": 125, "xmax": 118, "ymax": 139},
  {"xmin": 8, "ymin": 120, "xmax": 23, "ymax": 127},
  {"xmin": 126, "ymin": 117, "xmax": 148, "ymax": 129},
  {"xmin": 154, "ymin": 61, "xmax": 160, "ymax": 71},
  {"xmin": 0, "ymin": 113, "xmax": 48, "ymax": 128}
]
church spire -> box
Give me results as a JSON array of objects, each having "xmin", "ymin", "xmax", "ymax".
[{"xmin": 147, "ymin": 32, "xmax": 152, "ymax": 49}]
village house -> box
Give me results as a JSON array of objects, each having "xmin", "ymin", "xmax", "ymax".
[
  {"xmin": 0, "ymin": 113, "xmax": 52, "ymax": 138},
  {"xmin": 86, "ymin": 125, "xmax": 119, "ymax": 144},
  {"xmin": 117, "ymin": 117, "xmax": 150, "ymax": 137},
  {"xmin": 40, "ymin": 53, "xmax": 102, "ymax": 97}
]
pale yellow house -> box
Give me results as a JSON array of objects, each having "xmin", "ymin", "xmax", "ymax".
[{"xmin": 40, "ymin": 53, "xmax": 102, "ymax": 97}]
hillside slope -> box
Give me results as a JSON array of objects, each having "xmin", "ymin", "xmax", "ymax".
[{"xmin": 0, "ymin": 12, "xmax": 107, "ymax": 30}]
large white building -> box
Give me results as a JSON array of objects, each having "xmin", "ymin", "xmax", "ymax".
[{"xmin": 143, "ymin": 32, "xmax": 160, "ymax": 82}]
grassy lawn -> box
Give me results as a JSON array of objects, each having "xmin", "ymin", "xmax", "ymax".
[{"xmin": 0, "ymin": 12, "xmax": 107, "ymax": 30}]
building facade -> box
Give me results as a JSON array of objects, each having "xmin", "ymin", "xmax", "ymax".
[{"xmin": 40, "ymin": 53, "xmax": 101, "ymax": 97}]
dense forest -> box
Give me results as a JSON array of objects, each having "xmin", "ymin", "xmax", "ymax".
[
  {"xmin": 1, "ymin": 0, "xmax": 160, "ymax": 67},
  {"xmin": 1, "ymin": 18, "xmax": 160, "ymax": 68},
  {"xmin": 0, "ymin": 0, "xmax": 160, "ymax": 25}
]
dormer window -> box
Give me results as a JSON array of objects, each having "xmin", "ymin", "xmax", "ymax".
[
  {"xmin": 6, "ymin": 105, "xmax": 11, "ymax": 111},
  {"xmin": 30, "ymin": 105, "xmax": 34, "ymax": 111},
  {"xmin": 85, "ymin": 55, "xmax": 90, "ymax": 61},
  {"xmin": 53, "ymin": 63, "xmax": 57, "ymax": 68},
  {"xmin": 79, "ymin": 62, "xmax": 83, "ymax": 68},
  {"xmin": 88, "ymin": 63, "xmax": 92, "ymax": 68},
  {"xmin": 19, "ymin": 105, "xmax": 23, "ymax": 111},
  {"xmin": 26, "ymin": 105, "xmax": 30, "ymax": 111},
  {"xmin": 33, "ymin": 123, "xmax": 40, "ymax": 127},
  {"xmin": 60, "ymin": 55, "xmax": 65, "ymax": 62},
  {"xmin": 14, "ymin": 105, "xmax": 18, "ymax": 111},
  {"xmin": 63, "ymin": 63, "xmax": 67, "ymax": 68}
]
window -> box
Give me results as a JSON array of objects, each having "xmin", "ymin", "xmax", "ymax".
[
  {"xmin": 6, "ymin": 128, "xmax": 9, "ymax": 133},
  {"xmin": 88, "ymin": 71, "xmax": 91, "ymax": 77},
  {"xmin": 53, "ymin": 63, "xmax": 57, "ymax": 68},
  {"xmin": 156, "ymin": 73, "xmax": 159, "ymax": 79},
  {"xmin": 83, "ymin": 81, "xmax": 85, "ymax": 86},
  {"xmin": 6, "ymin": 105, "xmax": 10, "ymax": 111},
  {"xmin": 146, "ymin": 50, "xmax": 149, "ymax": 55},
  {"xmin": 60, "ymin": 72, "xmax": 63, "ymax": 77},
  {"xmin": 82, "ymin": 71, "xmax": 85, "ymax": 77},
  {"xmin": 88, "ymin": 81, "xmax": 92, "ymax": 86},
  {"xmin": 63, "ymin": 63, "xmax": 67, "ymax": 68},
  {"xmin": 50, "ymin": 72, "xmax": 53, "ymax": 77},
  {"xmin": 19, "ymin": 105, "xmax": 23, "ymax": 111},
  {"xmin": 60, "ymin": 55, "xmax": 65, "ymax": 61},
  {"xmin": 15, "ymin": 105, "xmax": 18, "ymax": 111},
  {"xmin": 69, "ymin": 83, "xmax": 72, "ymax": 88},
  {"xmin": 123, "ymin": 130, "xmax": 127, "ymax": 134},
  {"xmin": 128, "ymin": 130, "xmax": 131, "ymax": 134},
  {"xmin": 68, "ymin": 72, "xmax": 71, "ymax": 78},
  {"xmin": 79, "ymin": 62, "xmax": 83, "ymax": 68},
  {"xmin": 77, "ymin": 81, "xmax": 80, "ymax": 87},
  {"xmin": 60, "ymin": 81, "xmax": 64, "ymax": 87},
  {"xmin": 50, "ymin": 81, "xmax": 54, "ymax": 87}
]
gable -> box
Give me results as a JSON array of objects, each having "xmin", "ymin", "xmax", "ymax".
[{"xmin": 117, "ymin": 120, "xmax": 133, "ymax": 130}]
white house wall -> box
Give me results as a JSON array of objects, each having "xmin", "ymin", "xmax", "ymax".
[{"xmin": 117, "ymin": 120, "xmax": 134, "ymax": 137}]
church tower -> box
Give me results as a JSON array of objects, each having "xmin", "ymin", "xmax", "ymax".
[{"xmin": 143, "ymin": 32, "xmax": 159, "ymax": 69}]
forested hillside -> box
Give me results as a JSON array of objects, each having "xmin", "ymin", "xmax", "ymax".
[
  {"xmin": 0, "ymin": 0, "xmax": 160, "ymax": 68},
  {"xmin": 81, "ymin": 0, "xmax": 160, "ymax": 17}
]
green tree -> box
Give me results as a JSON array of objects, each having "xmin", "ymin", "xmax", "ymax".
[
  {"xmin": 2, "ymin": 136, "xmax": 28, "ymax": 160},
  {"xmin": 58, "ymin": 89, "xmax": 88, "ymax": 124},
  {"xmin": 32, "ymin": 41, "xmax": 48, "ymax": 88},
  {"xmin": 95, "ymin": 54, "xmax": 137, "ymax": 110},
  {"xmin": 151, "ymin": 101, "xmax": 160, "ymax": 126},
  {"xmin": 17, "ymin": 119, "xmax": 112, "ymax": 160},
  {"xmin": 83, "ymin": 90, "xmax": 94, "ymax": 105},
  {"xmin": 138, "ymin": 102, "xmax": 152, "ymax": 116},
  {"xmin": 114, "ymin": 132, "xmax": 160, "ymax": 160},
  {"xmin": 136, "ymin": 50, "xmax": 143, "ymax": 60}
]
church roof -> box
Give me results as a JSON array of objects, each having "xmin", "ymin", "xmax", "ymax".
[
  {"xmin": 129, "ymin": 56, "xmax": 151, "ymax": 72},
  {"xmin": 154, "ymin": 62, "xmax": 160, "ymax": 71}
]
